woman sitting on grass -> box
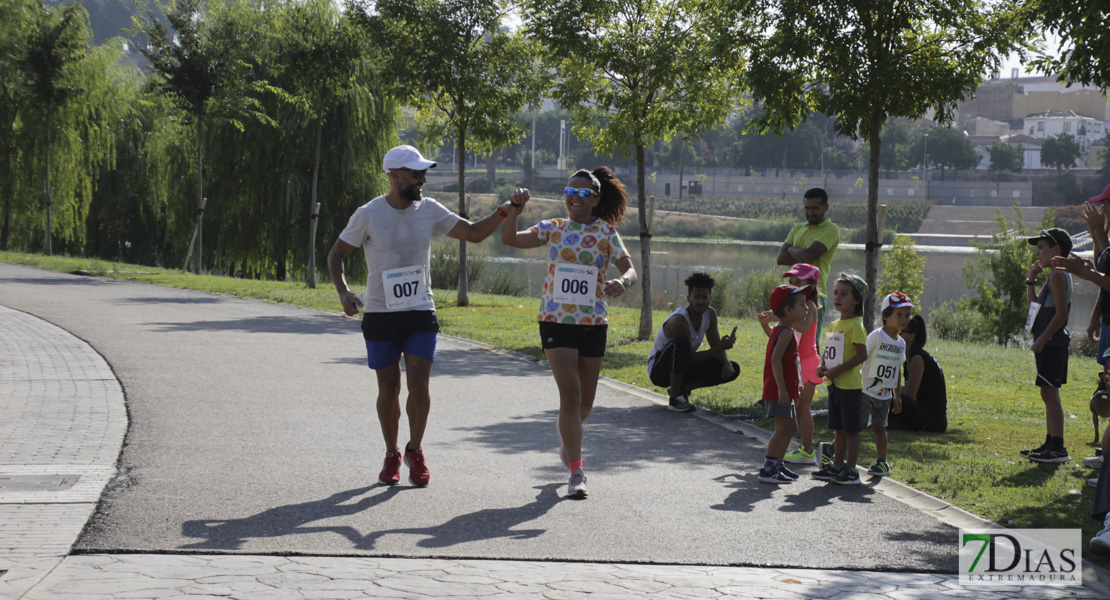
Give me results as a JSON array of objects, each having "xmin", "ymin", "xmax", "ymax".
[{"xmin": 888, "ymin": 315, "xmax": 947, "ymax": 433}]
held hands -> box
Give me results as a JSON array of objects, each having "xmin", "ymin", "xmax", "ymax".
[
  {"xmin": 509, "ymin": 188, "xmax": 530, "ymax": 213},
  {"xmin": 339, "ymin": 290, "xmax": 363, "ymax": 317},
  {"xmin": 892, "ymin": 397, "xmax": 902, "ymax": 415},
  {"xmin": 778, "ymin": 388, "xmax": 790, "ymax": 407}
]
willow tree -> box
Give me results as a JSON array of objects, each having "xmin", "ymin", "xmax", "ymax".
[
  {"xmin": 9, "ymin": 0, "xmax": 127, "ymax": 255},
  {"xmin": 743, "ymin": 0, "xmax": 1024, "ymax": 328},
  {"xmin": 0, "ymin": 0, "xmax": 33, "ymax": 250},
  {"xmin": 352, "ymin": 0, "xmax": 549, "ymax": 306},
  {"xmin": 525, "ymin": 0, "xmax": 746, "ymax": 339},
  {"xmin": 274, "ymin": 0, "xmax": 365, "ymax": 288},
  {"xmin": 131, "ymin": 0, "xmax": 270, "ymax": 274}
]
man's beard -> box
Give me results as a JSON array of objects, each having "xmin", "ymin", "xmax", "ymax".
[{"xmin": 400, "ymin": 182, "xmax": 422, "ymax": 203}]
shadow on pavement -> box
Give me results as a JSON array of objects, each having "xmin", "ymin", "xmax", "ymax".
[
  {"xmin": 710, "ymin": 473, "xmax": 775, "ymax": 513},
  {"xmin": 146, "ymin": 314, "xmax": 359, "ymax": 336},
  {"xmin": 0, "ymin": 276, "xmax": 112, "ymax": 286},
  {"xmin": 454, "ymin": 405, "xmax": 743, "ymax": 474},
  {"xmin": 120, "ymin": 296, "xmax": 225, "ymax": 304},
  {"xmin": 180, "ymin": 485, "xmax": 403, "ymax": 551},
  {"xmin": 355, "ymin": 483, "xmax": 564, "ymax": 550}
]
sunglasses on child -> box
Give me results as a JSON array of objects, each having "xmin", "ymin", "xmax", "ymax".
[{"xmin": 564, "ymin": 187, "xmax": 596, "ymax": 198}]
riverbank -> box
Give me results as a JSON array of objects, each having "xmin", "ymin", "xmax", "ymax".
[{"xmin": 1, "ymin": 249, "xmax": 1106, "ymax": 567}]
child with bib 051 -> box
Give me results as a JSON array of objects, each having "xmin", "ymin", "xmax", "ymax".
[{"xmin": 859, "ymin": 293, "xmax": 913, "ymax": 478}]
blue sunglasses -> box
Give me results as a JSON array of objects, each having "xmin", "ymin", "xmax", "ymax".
[{"xmin": 564, "ymin": 187, "xmax": 596, "ymax": 198}]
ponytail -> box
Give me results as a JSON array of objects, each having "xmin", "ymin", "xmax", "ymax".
[{"xmin": 590, "ymin": 166, "xmax": 627, "ymax": 225}]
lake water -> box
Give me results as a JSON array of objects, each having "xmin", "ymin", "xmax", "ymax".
[{"xmin": 481, "ymin": 237, "xmax": 1099, "ymax": 325}]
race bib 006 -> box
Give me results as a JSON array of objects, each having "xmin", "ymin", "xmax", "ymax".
[
  {"xmin": 552, "ymin": 264, "xmax": 598, "ymax": 305},
  {"xmin": 382, "ymin": 265, "xmax": 424, "ymax": 310}
]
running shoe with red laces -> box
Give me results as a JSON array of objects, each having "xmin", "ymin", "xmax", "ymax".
[
  {"xmin": 378, "ymin": 451, "xmax": 401, "ymax": 485},
  {"xmin": 404, "ymin": 446, "xmax": 430, "ymax": 487}
]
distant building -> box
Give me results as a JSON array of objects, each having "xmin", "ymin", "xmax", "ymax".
[
  {"xmin": 999, "ymin": 133, "xmax": 1044, "ymax": 170},
  {"xmin": 1022, "ymin": 110, "xmax": 1104, "ymax": 155}
]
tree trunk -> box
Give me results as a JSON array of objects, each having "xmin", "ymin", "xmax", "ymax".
[
  {"xmin": 195, "ymin": 115, "xmax": 204, "ymax": 275},
  {"xmin": 636, "ymin": 143, "xmax": 652, "ymax": 340},
  {"xmin": 456, "ymin": 127, "xmax": 469, "ymax": 307},
  {"xmin": 486, "ymin": 148, "xmax": 496, "ymax": 188},
  {"xmin": 864, "ymin": 111, "xmax": 882, "ymax": 330},
  {"xmin": 42, "ymin": 107, "xmax": 52, "ymax": 256},
  {"xmin": 307, "ymin": 118, "xmax": 322, "ymax": 288}
]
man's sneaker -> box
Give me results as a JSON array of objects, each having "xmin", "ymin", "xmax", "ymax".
[
  {"xmin": 1092, "ymin": 519, "xmax": 1110, "ymax": 555},
  {"xmin": 784, "ymin": 446, "xmax": 817, "ymax": 465},
  {"xmin": 404, "ymin": 447, "xmax": 430, "ymax": 487},
  {"xmin": 779, "ymin": 464, "xmax": 800, "ymax": 480},
  {"xmin": 867, "ymin": 459, "xmax": 892, "ymax": 477},
  {"xmin": 1020, "ymin": 438, "xmax": 1050, "ymax": 457},
  {"xmin": 668, "ymin": 395, "xmax": 695, "ymax": 412},
  {"xmin": 378, "ymin": 451, "xmax": 402, "ymax": 485},
  {"xmin": 820, "ymin": 443, "xmax": 835, "ymax": 466},
  {"xmin": 833, "ymin": 467, "xmax": 861, "ymax": 485},
  {"xmin": 567, "ymin": 467, "xmax": 588, "ymax": 498},
  {"xmin": 758, "ymin": 466, "xmax": 794, "ymax": 484},
  {"xmin": 1085, "ymin": 455, "xmax": 1105, "ymax": 468},
  {"xmin": 811, "ymin": 464, "xmax": 839, "ymax": 481},
  {"xmin": 1029, "ymin": 447, "xmax": 1070, "ymax": 464}
]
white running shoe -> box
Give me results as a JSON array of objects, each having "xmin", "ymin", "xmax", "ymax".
[{"xmin": 567, "ymin": 468, "xmax": 588, "ymax": 499}]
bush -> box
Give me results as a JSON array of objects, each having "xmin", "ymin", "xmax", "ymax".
[
  {"xmin": 879, "ymin": 235, "xmax": 927, "ymax": 301},
  {"xmin": 481, "ymin": 268, "xmax": 527, "ymax": 296},
  {"xmin": 722, "ymin": 267, "xmax": 782, "ymax": 319},
  {"xmin": 430, "ymin": 238, "xmax": 486, "ymax": 290},
  {"xmin": 930, "ymin": 298, "xmax": 990, "ymax": 343}
]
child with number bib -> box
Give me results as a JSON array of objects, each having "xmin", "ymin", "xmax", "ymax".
[
  {"xmin": 814, "ymin": 273, "xmax": 868, "ymax": 485},
  {"xmin": 860, "ymin": 293, "xmax": 912, "ymax": 477},
  {"xmin": 1022, "ymin": 228, "xmax": 1073, "ymax": 463}
]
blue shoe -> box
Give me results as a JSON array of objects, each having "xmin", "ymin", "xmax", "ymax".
[{"xmin": 758, "ymin": 466, "xmax": 793, "ymax": 484}]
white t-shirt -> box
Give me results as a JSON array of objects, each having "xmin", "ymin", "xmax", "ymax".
[
  {"xmin": 862, "ymin": 328, "xmax": 907, "ymax": 400},
  {"xmin": 338, "ymin": 195, "xmax": 461, "ymax": 313}
]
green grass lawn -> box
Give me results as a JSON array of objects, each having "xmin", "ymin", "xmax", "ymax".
[{"xmin": 2, "ymin": 250, "xmax": 1106, "ymax": 564}]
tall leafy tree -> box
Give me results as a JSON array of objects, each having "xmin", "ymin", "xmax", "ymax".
[
  {"xmin": 131, "ymin": 0, "xmax": 270, "ymax": 274},
  {"xmin": 1040, "ymin": 132, "xmax": 1081, "ymax": 173},
  {"xmin": 0, "ymin": 0, "xmax": 34, "ymax": 250},
  {"xmin": 353, "ymin": 0, "xmax": 550, "ymax": 306},
  {"xmin": 273, "ymin": 0, "xmax": 365, "ymax": 288},
  {"xmin": 741, "ymin": 0, "xmax": 1022, "ymax": 328},
  {"xmin": 525, "ymin": 0, "xmax": 746, "ymax": 339},
  {"xmin": 9, "ymin": 0, "xmax": 127, "ymax": 255},
  {"xmin": 988, "ymin": 141, "xmax": 1023, "ymax": 173},
  {"xmin": 18, "ymin": 2, "xmax": 88, "ymax": 255},
  {"xmin": 1030, "ymin": 0, "xmax": 1109, "ymax": 89},
  {"xmin": 908, "ymin": 126, "xmax": 979, "ymax": 178}
]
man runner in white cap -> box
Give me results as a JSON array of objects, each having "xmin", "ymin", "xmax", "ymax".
[{"xmin": 327, "ymin": 144, "xmax": 520, "ymax": 487}]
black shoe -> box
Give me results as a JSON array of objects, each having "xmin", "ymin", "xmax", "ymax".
[
  {"xmin": 1020, "ymin": 439, "xmax": 1050, "ymax": 457},
  {"xmin": 668, "ymin": 395, "xmax": 695, "ymax": 412},
  {"xmin": 1029, "ymin": 447, "xmax": 1070, "ymax": 463}
]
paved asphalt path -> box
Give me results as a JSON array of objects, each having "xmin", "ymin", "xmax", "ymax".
[{"xmin": 0, "ymin": 262, "xmax": 956, "ymax": 572}]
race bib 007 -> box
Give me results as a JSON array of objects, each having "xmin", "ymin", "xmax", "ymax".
[
  {"xmin": 382, "ymin": 265, "xmax": 424, "ymax": 310},
  {"xmin": 552, "ymin": 264, "xmax": 598, "ymax": 305}
]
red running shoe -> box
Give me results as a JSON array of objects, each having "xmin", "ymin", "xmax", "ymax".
[
  {"xmin": 404, "ymin": 447, "xmax": 430, "ymax": 487},
  {"xmin": 378, "ymin": 451, "xmax": 401, "ymax": 485}
]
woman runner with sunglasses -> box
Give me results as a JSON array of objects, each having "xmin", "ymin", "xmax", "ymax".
[{"xmin": 502, "ymin": 167, "xmax": 637, "ymax": 499}]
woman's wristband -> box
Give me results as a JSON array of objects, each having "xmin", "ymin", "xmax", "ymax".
[
  {"xmin": 620, "ymin": 275, "xmax": 631, "ymax": 289},
  {"xmin": 510, "ymin": 201, "xmax": 524, "ymax": 209},
  {"xmin": 497, "ymin": 205, "xmax": 509, "ymax": 218},
  {"xmin": 1026, "ymin": 279, "xmax": 1036, "ymax": 286}
]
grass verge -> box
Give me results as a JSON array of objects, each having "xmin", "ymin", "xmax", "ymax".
[{"xmin": 2, "ymin": 250, "xmax": 1106, "ymax": 566}]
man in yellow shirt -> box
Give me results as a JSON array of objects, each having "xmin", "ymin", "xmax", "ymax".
[{"xmin": 777, "ymin": 187, "xmax": 840, "ymax": 339}]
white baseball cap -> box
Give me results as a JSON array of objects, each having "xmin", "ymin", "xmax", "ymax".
[{"xmin": 382, "ymin": 145, "xmax": 437, "ymax": 174}]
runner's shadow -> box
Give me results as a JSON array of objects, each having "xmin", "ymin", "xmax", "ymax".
[
  {"xmin": 778, "ymin": 483, "xmax": 837, "ymax": 512},
  {"xmin": 179, "ymin": 485, "xmax": 401, "ymax": 551},
  {"xmin": 709, "ymin": 473, "xmax": 775, "ymax": 513},
  {"xmin": 355, "ymin": 483, "xmax": 563, "ymax": 550},
  {"xmin": 147, "ymin": 314, "xmax": 359, "ymax": 336}
]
